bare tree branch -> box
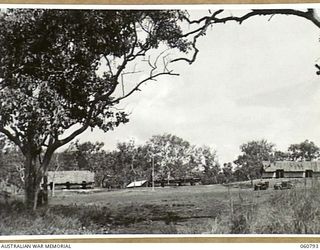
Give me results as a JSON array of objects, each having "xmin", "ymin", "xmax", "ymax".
[
  {"xmin": 54, "ymin": 124, "xmax": 89, "ymax": 151},
  {"xmin": 171, "ymin": 27, "xmax": 204, "ymax": 65},
  {"xmin": 172, "ymin": 8, "xmax": 320, "ymax": 66},
  {"xmin": 121, "ymin": 69, "xmax": 143, "ymax": 97},
  {"xmin": 111, "ymin": 71, "xmax": 179, "ymax": 104},
  {"xmin": 207, "ymin": 9, "xmax": 320, "ymax": 29},
  {"xmin": 182, "ymin": 9, "xmax": 224, "ymax": 25},
  {"xmin": 103, "ymin": 55, "xmax": 114, "ymax": 76},
  {"xmin": 163, "ymin": 55, "xmax": 170, "ymax": 73}
]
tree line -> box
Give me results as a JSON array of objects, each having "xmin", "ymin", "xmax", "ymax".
[
  {"xmin": 50, "ymin": 134, "xmax": 220, "ymax": 188},
  {"xmin": 0, "ymin": 133, "xmax": 220, "ymax": 188},
  {"xmin": 1, "ymin": 133, "xmax": 319, "ymax": 189}
]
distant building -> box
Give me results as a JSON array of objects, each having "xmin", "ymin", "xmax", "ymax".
[
  {"xmin": 47, "ymin": 170, "xmax": 95, "ymax": 189},
  {"xmin": 262, "ymin": 161, "xmax": 320, "ymax": 179},
  {"xmin": 0, "ymin": 181, "xmax": 19, "ymax": 194},
  {"xmin": 126, "ymin": 180, "xmax": 149, "ymax": 188}
]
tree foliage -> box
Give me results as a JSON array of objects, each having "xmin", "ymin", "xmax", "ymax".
[
  {"xmin": 221, "ymin": 162, "xmax": 234, "ymax": 183},
  {"xmin": 0, "ymin": 135, "xmax": 24, "ymax": 188},
  {"xmin": 0, "ymin": 9, "xmax": 193, "ymax": 154},
  {"xmin": 272, "ymin": 140, "xmax": 320, "ymax": 162},
  {"xmin": 147, "ymin": 134, "xmax": 195, "ymax": 180},
  {"xmin": 55, "ymin": 134, "xmax": 220, "ymax": 188},
  {"xmin": 113, "ymin": 141, "xmax": 140, "ymax": 188},
  {"xmin": 288, "ymin": 140, "xmax": 319, "ymax": 161},
  {"xmin": 274, "ymin": 150, "xmax": 290, "ymax": 161},
  {"xmin": 193, "ymin": 145, "xmax": 220, "ymax": 184},
  {"xmin": 234, "ymin": 139, "xmax": 275, "ymax": 180}
]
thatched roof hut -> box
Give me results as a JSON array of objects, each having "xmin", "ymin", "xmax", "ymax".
[
  {"xmin": 262, "ymin": 161, "xmax": 320, "ymax": 178},
  {"xmin": 47, "ymin": 170, "xmax": 94, "ymax": 184},
  {"xmin": 263, "ymin": 161, "xmax": 320, "ymax": 172}
]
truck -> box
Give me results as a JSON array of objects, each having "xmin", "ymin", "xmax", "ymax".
[
  {"xmin": 274, "ymin": 180, "xmax": 293, "ymax": 190},
  {"xmin": 254, "ymin": 181, "xmax": 269, "ymax": 191}
]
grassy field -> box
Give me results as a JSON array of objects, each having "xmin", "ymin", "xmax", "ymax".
[
  {"xmin": 1, "ymin": 178, "xmax": 320, "ymax": 235},
  {"xmin": 50, "ymin": 184, "xmax": 241, "ymax": 234}
]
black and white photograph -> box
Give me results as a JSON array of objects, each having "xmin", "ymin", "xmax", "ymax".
[{"xmin": 0, "ymin": 5, "xmax": 319, "ymax": 236}]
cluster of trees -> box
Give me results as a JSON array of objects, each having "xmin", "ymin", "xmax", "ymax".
[
  {"xmin": 275, "ymin": 140, "xmax": 320, "ymax": 162},
  {"xmin": 53, "ymin": 134, "xmax": 220, "ymax": 188},
  {"xmin": 228, "ymin": 139, "xmax": 320, "ymax": 183},
  {"xmin": 0, "ymin": 133, "xmax": 319, "ymax": 192},
  {"xmin": 2, "ymin": 131, "xmax": 318, "ymax": 191}
]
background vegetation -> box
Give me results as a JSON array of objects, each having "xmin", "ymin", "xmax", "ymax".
[{"xmin": 0, "ymin": 134, "xmax": 319, "ymax": 190}]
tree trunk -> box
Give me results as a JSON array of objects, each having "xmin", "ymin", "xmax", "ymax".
[
  {"xmin": 24, "ymin": 152, "xmax": 41, "ymax": 210},
  {"xmin": 42, "ymin": 175, "xmax": 48, "ymax": 205},
  {"xmin": 100, "ymin": 175, "xmax": 106, "ymax": 188},
  {"xmin": 24, "ymin": 151, "xmax": 51, "ymax": 210}
]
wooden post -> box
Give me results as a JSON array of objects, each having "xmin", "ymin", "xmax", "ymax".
[
  {"xmin": 131, "ymin": 154, "xmax": 136, "ymax": 189},
  {"xmin": 228, "ymin": 184, "xmax": 233, "ymax": 220},
  {"xmin": 152, "ymin": 155, "xmax": 155, "ymax": 191},
  {"xmin": 51, "ymin": 154, "xmax": 61, "ymax": 197},
  {"xmin": 312, "ymin": 176, "xmax": 315, "ymax": 188},
  {"xmin": 43, "ymin": 175, "xmax": 48, "ymax": 205},
  {"xmin": 304, "ymin": 176, "xmax": 307, "ymax": 196},
  {"xmin": 238, "ymin": 185, "xmax": 243, "ymax": 203},
  {"xmin": 51, "ymin": 182, "xmax": 55, "ymax": 197}
]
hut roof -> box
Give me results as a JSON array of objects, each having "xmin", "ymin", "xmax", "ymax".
[
  {"xmin": 263, "ymin": 161, "xmax": 320, "ymax": 172},
  {"xmin": 47, "ymin": 170, "xmax": 94, "ymax": 183},
  {"xmin": 126, "ymin": 180, "xmax": 148, "ymax": 188}
]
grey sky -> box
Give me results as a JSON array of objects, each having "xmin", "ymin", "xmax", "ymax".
[{"xmin": 78, "ymin": 8, "xmax": 320, "ymax": 164}]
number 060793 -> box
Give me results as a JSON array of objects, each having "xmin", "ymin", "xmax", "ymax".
[{"xmin": 300, "ymin": 244, "xmax": 319, "ymax": 248}]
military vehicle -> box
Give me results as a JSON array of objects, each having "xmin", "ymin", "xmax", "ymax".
[
  {"xmin": 274, "ymin": 180, "xmax": 293, "ymax": 190},
  {"xmin": 254, "ymin": 181, "xmax": 269, "ymax": 191}
]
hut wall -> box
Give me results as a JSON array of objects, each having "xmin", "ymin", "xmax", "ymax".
[
  {"xmin": 284, "ymin": 171, "xmax": 304, "ymax": 178},
  {"xmin": 312, "ymin": 172, "xmax": 320, "ymax": 178},
  {"xmin": 262, "ymin": 172, "xmax": 275, "ymax": 178}
]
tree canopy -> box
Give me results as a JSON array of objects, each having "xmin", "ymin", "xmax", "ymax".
[
  {"xmin": 52, "ymin": 133, "xmax": 220, "ymax": 188},
  {"xmin": 288, "ymin": 140, "xmax": 319, "ymax": 161},
  {"xmin": 0, "ymin": 9, "xmax": 192, "ymax": 156},
  {"xmin": 234, "ymin": 139, "xmax": 275, "ymax": 180},
  {"xmin": 147, "ymin": 134, "xmax": 194, "ymax": 180}
]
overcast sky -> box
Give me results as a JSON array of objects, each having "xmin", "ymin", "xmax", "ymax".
[{"xmin": 77, "ymin": 8, "xmax": 320, "ymax": 164}]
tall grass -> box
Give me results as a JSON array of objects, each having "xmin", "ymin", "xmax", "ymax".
[
  {"xmin": 0, "ymin": 201, "xmax": 186, "ymax": 235},
  {"xmin": 201, "ymin": 182, "xmax": 320, "ymax": 234},
  {"xmin": 249, "ymin": 186, "xmax": 320, "ymax": 234},
  {"xmin": 0, "ymin": 201, "xmax": 101, "ymax": 235}
]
